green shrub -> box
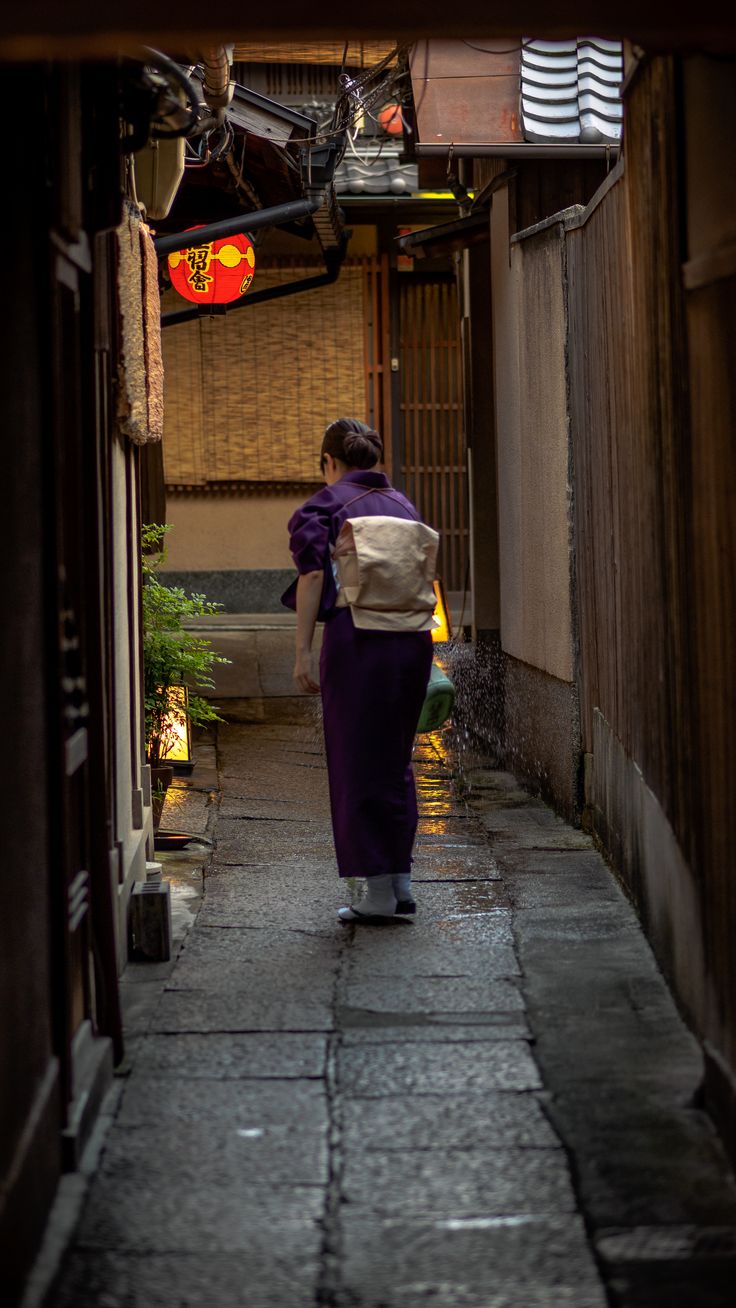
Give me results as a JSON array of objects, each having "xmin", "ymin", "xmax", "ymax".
[{"xmin": 142, "ymin": 523, "xmax": 230, "ymax": 766}]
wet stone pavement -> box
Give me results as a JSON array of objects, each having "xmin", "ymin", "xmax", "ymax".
[{"xmin": 47, "ymin": 716, "xmax": 736, "ymax": 1308}]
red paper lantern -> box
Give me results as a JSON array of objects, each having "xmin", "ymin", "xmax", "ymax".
[{"xmin": 168, "ymin": 228, "xmax": 256, "ymax": 304}]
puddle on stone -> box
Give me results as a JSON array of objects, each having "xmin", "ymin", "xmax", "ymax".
[
  {"xmin": 440, "ymin": 881, "xmax": 509, "ymax": 914},
  {"xmin": 418, "ymin": 818, "xmax": 477, "ymax": 837},
  {"xmin": 158, "ymin": 853, "xmax": 204, "ymax": 941}
]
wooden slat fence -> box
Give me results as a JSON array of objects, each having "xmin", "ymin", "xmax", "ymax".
[{"xmin": 567, "ymin": 56, "xmax": 736, "ymax": 1097}]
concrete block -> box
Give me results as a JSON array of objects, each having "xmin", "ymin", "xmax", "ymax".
[{"xmin": 129, "ymin": 868, "xmax": 172, "ymax": 962}]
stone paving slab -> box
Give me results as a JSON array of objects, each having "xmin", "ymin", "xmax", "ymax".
[
  {"xmin": 116, "ymin": 983, "xmax": 163, "ymax": 1036},
  {"xmin": 215, "ymin": 768, "xmax": 328, "ymax": 798},
  {"xmin": 47, "ymin": 1244, "xmax": 322, "ymax": 1308},
  {"xmin": 342, "ymin": 1146, "xmax": 577, "ymax": 1219},
  {"xmin": 339, "ymin": 1015, "xmax": 532, "ymax": 1042},
  {"xmin": 78, "ymin": 1164, "xmax": 324, "ymax": 1251},
  {"xmin": 159, "ymin": 784, "xmax": 212, "ymax": 835},
  {"xmin": 197, "ymin": 888, "xmax": 339, "ymax": 935},
  {"xmin": 478, "ymin": 805, "xmax": 595, "ymax": 850},
  {"xmin": 217, "ymin": 795, "xmax": 328, "ymax": 820},
  {"xmin": 214, "ymin": 834, "xmax": 335, "ymax": 863},
  {"xmin": 168, "ymin": 923, "xmax": 340, "ymax": 990},
  {"xmin": 395, "ymin": 881, "xmax": 512, "ymax": 917},
  {"xmin": 347, "ymin": 939, "xmax": 520, "ymax": 979},
  {"xmin": 411, "ymin": 852, "xmax": 504, "ymax": 880},
  {"xmin": 413, "ymin": 801, "xmax": 472, "ymax": 817},
  {"xmin": 340, "ymin": 1091, "xmax": 557, "ymax": 1148},
  {"xmin": 417, "ymin": 830, "xmax": 488, "ymax": 847},
  {"xmin": 78, "ymin": 1171, "xmax": 325, "ymax": 1250},
  {"xmin": 515, "ymin": 902, "xmax": 646, "ymax": 943},
  {"xmin": 500, "ymin": 850, "xmax": 631, "ymax": 907},
  {"xmin": 152, "ymin": 989, "xmax": 333, "ymax": 1033},
  {"xmin": 340, "ymin": 1215, "xmax": 607, "ymax": 1308},
  {"xmin": 338, "ymin": 1040, "xmax": 540, "ymax": 1096},
  {"xmin": 204, "ymin": 858, "xmax": 332, "ymax": 877},
  {"xmin": 596, "ymin": 1225, "xmax": 736, "ymax": 1308},
  {"xmin": 117, "ymin": 1075, "xmax": 327, "ymax": 1132},
  {"xmin": 93, "ymin": 1105, "xmax": 328, "ymax": 1190},
  {"xmin": 342, "ymin": 975, "xmax": 525, "ymax": 1020},
  {"xmin": 132, "ymin": 1032, "xmax": 327, "ymax": 1079}
]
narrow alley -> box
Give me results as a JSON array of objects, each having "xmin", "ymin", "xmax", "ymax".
[
  {"xmin": 41, "ymin": 699, "xmax": 736, "ymax": 1308},
  {"xmin": 5, "ymin": 30, "xmax": 736, "ymax": 1308}
]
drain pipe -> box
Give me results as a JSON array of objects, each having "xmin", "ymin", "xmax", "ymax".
[
  {"xmin": 153, "ymin": 195, "xmax": 322, "ymax": 259},
  {"xmin": 161, "ymin": 250, "xmax": 345, "ymax": 328},
  {"xmin": 199, "ymin": 45, "xmax": 233, "ymax": 112}
]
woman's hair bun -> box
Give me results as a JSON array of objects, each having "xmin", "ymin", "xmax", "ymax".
[
  {"xmin": 342, "ymin": 429, "xmax": 381, "ymax": 468},
  {"xmin": 322, "ymin": 418, "xmax": 383, "ymax": 469}
]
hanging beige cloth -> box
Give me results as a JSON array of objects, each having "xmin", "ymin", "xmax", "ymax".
[
  {"xmin": 334, "ymin": 515, "xmax": 439, "ymax": 631},
  {"xmin": 116, "ymin": 203, "xmax": 164, "ymax": 444}
]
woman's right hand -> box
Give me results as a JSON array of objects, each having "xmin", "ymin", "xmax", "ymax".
[{"xmin": 294, "ymin": 649, "xmax": 320, "ymax": 695}]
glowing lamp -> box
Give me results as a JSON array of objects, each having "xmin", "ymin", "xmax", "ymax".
[
  {"xmin": 431, "ymin": 579, "xmax": 452, "ymax": 643},
  {"xmin": 378, "ymin": 104, "xmax": 404, "ymax": 136},
  {"xmin": 168, "ymin": 228, "xmax": 256, "ymax": 304},
  {"xmin": 159, "ymin": 686, "xmax": 193, "ymax": 771}
]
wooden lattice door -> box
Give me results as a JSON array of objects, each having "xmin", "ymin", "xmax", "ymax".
[{"xmin": 399, "ymin": 277, "xmax": 468, "ymax": 592}]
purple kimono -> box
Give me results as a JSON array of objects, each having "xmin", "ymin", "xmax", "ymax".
[{"xmin": 286, "ymin": 470, "xmax": 433, "ymax": 879}]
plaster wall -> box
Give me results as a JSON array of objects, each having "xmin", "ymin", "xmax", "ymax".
[
  {"xmin": 164, "ymin": 492, "xmax": 307, "ymax": 571},
  {"xmin": 491, "ymin": 192, "xmax": 573, "ymax": 684},
  {"xmin": 111, "ymin": 437, "xmax": 151, "ymax": 965}
]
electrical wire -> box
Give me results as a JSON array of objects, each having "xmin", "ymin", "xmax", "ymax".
[
  {"xmin": 286, "ymin": 64, "xmax": 411, "ymax": 152},
  {"xmin": 141, "ymin": 47, "xmax": 201, "ymax": 139},
  {"xmin": 344, "ymin": 125, "xmax": 390, "ymax": 168},
  {"xmin": 214, "ymin": 45, "xmax": 409, "ymax": 217}
]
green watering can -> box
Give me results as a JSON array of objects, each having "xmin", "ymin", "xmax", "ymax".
[{"xmin": 416, "ymin": 661, "xmax": 456, "ymax": 733}]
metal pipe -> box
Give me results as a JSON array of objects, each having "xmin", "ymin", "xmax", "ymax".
[
  {"xmin": 153, "ymin": 196, "xmax": 322, "ymax": 258},
  {"xmin": 416, "ymin": 142, "xmax": 619, "ymax": 159},
  {"xmin": 199, "ymin": 45, "xmax": 232, "ymax": 111},
  {"xmin": 161, "ymin": 259, "xmax": 343, "ymax": 329}
]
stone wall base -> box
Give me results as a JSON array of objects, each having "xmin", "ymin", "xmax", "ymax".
[
  {"xmin": 590, "ymin": 707, "xmax": 736, "ymax": 1166},
  {"xmin": 502, "ymin": 653, "xmax": 581, "ymax": 823}
]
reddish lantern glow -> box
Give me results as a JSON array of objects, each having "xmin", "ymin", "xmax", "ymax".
[
  {"xmin": 378, "ymin": 103, "xmax": 404, "ymax": 136},
  {"xmin": 168, "ymin": 228, "xmax": 256, "ymax": 304}
]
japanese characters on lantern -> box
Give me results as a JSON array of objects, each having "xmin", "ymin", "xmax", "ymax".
[{"xmin": 168, "ymin": 229, "xmax": 256, "ymax": 304}]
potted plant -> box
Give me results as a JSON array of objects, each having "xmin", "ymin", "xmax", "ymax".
[{"xmin": 142, "ymin": 523, "xmax": 229, "ymax": 828}]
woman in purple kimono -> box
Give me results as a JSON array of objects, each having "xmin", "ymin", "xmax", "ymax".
[{"xmin": 285, "ymin": 417, "xmax": 433, "ymax": 922}]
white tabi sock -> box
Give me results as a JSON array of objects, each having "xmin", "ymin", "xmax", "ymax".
[
  {"xmin": 359, "ymin": 874, "xmax": 397, "ymax": 916},
  {"xmin": 392, "ymin": 873, "xmax": 413, "ymax": 901}
]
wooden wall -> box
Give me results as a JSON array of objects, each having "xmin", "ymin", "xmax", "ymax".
[
  {"xmin": 566, "ymin": 55, "xmax": 736, "ymax": 1148},
  {"xmin": 681, "ymin": 54, "xmax": 736, "ymax": 1137},
  {"xmin": 568, "ymin": 57, "xmax": 692, "ymax": 850},
  {"xmin": 1, "ymin": 70, "xmax": 61, "ymax": 1306}
]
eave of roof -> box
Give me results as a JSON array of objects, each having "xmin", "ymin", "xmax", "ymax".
[{"xmin": 396, "ymin": 207, "xmax": 489, "ymax": 258}]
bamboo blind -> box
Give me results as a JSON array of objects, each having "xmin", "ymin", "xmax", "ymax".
[
  {"xmin": 162, "ymin": 266, "xmax": 366, "ymax": 484},
  {"xmin": 232, "ymin": 43, "xmax": 396, "ymax": 67}
]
